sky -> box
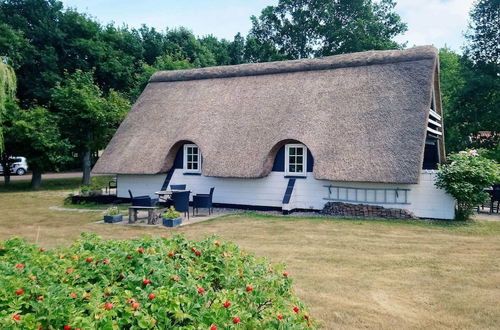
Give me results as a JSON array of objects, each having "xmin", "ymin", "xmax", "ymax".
[{"xmin": 59, "ymin": 0, "xmax": 476, "ymax": 53}]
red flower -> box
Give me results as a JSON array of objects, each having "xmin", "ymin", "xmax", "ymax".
[
  {"xmin": 143, "ymin": 279, "xmax": 151, "ymax": 285},
  {"xmin": 13, "ymin": 314, "xmax": 21, "ymax": 321},
  {"xmin": 232, "ymin": 317, "xmax": 240, "ymax": 324},
  {"xmin": 85, "ymin": 257, "xmax": 92, "ymax": 263},
  {"xmin": 293, "ymin": 306, "xmax": 300, "ymax": 313},
  {"xmin": 223, "ymin": 301, "xmax": 231, "ymax": 308},
  {"xmin": 198, "ymin": 287, "xmax": 205, "ymax": 294},
  {"xmin": 64, "ymin": 326, "xmax": 71, "ymax": 330},
  {"xmin": 277, "ymin": 315, "xmax": 283, "ymax": 320},
  {"xmin": 39, "ymin": 248, "xmax": 45, "ymax": 252},
  {"xmin": 104, "ymin": 302, "xmax": 113, "ymax": 310},
  {"xmin": 283, "ymin": 272, "xmax": 289, "ymax": 278},
  {"xmin": 210, "ymin": 325, "xmax": 217, "ymax": 330},
  {"xmin": 246, "ymin": 285, "xmax": 252, "ymax": 292},
  {"xmin": 168, "ymin": 251, "xmax": 175, "ymax": 257},
  {"xmin": 132, "ymin": 302, "xmax": 140, "ymax": 310},
  {"xmin": 148, "ymin": 293, "xmax": 155, "ymax": 300},
  {"xmin": 15, "ymin": 288, "xmax": 23, "ymax": 295},
  {"xmin": 126, "ymin": 255, "xmax": 132, "ymax": 259},
  {"xmin": 304, "ymin": 315, "xmax": 310, "ymax": 320},
  {"xmin": 37, "ymin": 296, "xmax": 44, "ymax": 301},
  {"xmin": 66, "ymin": 268, "xmax": 74, "ymax": 274},
  {"xmin": 137, "ymin": 248, "xmax": 144, "ymax": 253},
  {"xmin": 15, "ymin": 264, "xmax": 24, "ymax": 269},
  {"xmin": 195, "ymin": 250, "xmax": 201, "ymax": 256},
  {"xmin": 102, "ymin": 259, "xmax": 110, "ymax": 264}
]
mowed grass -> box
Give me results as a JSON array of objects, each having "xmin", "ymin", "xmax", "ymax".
[{"xmin": 1, "ymin": 178, "xmax": 499, "ymax": 329}]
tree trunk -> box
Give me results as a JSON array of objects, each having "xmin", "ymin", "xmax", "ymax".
[
  {"xmin": 1, "ymin": 157, "xmax": 11, "ymax": 185},
  {"xmin": 82, "ymin": 148, "xmax": 91, "ymax": 185},
  {"xmin": 31, "ymin": 169, "xmax": 42, "ymax": 190}
]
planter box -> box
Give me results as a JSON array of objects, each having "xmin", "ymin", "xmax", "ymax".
[
  {"xmin": 162, "ymin": 217, "xmax": 182, "ymax": 227},
  {"xmin": 104, "ymin": 214, "xmax": 123, "ymax": 223}
]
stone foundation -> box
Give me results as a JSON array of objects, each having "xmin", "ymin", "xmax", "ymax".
[{"xmin": 321, "ymin": 202, "xmax": 417, "ymax": 219}]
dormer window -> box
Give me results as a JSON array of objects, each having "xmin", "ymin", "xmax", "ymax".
[
  {"xmin": 285, "ymin": 144, "xmax": 307, "ymax": 176},
  {"xmin": 183, "ymin": 144, "xmax": 201, "ymax": 173}
]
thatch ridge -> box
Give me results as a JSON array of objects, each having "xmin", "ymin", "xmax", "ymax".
[
  {"xmin": 151, "ymin": 46, "xmax": 437, "ymax": 83},
  {"xmin": 93, "ymin": 46, "xmax": 439, "ymax": 184}
]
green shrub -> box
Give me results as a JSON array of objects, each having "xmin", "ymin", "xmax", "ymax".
[
  {"xmin": 162, "ymin": 206, "xmax": 181, "ymax": 220},
  {"xmin": 103, "ymin": 206, "xmax": 120, "ymax": 216},
  {"xmin": 0, "ymin": 234, "xmax": 315, "ymax": 329},
  {"xmin": 436, "ymin": 149, "xmax": 500, "ymax": 220}
]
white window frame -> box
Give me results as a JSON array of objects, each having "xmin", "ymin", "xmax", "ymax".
[
  {"xmin": 183, "ymin": 144, "xmax": 201, "ymax": 173},
  {"xmin": 285, "ymin": 144, "xmax": 307, "ymax": 177}
]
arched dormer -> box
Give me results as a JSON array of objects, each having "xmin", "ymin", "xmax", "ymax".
[
  {"xmin": 164, "ymin": 140, "xmax": 203, "ymax": 174},
  {"xmin": 267, "ymin": 140, "xmax": 314, "ymax": 177}
]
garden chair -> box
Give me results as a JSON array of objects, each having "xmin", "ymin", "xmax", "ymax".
[
  {"xmin": 171, "ymin": 190, "xmax": 190, "ymax": 219},
  {"xmin": 489, "ymin": 184, "xmax": 500, "ymax": 214},
  {"xmin": 128, "ymin": 189, "xmax": 157, "ymax": 207},
  {"xmin": 192, "ymin": 187, "xmax": 215, "ymax": 216},
  {"xmin": 170, "ymin": 184, "xmax": 186, "ymax": 190}
]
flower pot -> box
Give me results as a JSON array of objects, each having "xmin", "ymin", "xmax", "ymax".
[
  {"xmin": 162, "ymin": 217, "xmax": 182, "ymax": 227},
  {"xmin": 104, "ymin": 214, "xmax": 123, "ymax": 223}
]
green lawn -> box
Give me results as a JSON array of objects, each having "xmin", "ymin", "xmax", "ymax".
[{"xmin": 1, "ymin": 178, "xmax": 499, "ymax": 329}]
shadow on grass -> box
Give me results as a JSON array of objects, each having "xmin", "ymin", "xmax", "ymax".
[{"xmin": 0, "ymin": 177, "xmax": 82, "ymax": 193}]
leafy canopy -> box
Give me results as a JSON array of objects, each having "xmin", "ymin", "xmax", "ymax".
[{"xmin": 249, "ymin": 0, "xmax": 407, "ymax": 59}]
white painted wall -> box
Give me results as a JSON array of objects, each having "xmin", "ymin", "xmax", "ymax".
[{"xmin": 117, "ymin": 170, "xmax": 455, "ymax": 219}]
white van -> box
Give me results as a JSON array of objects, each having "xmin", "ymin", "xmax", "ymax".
[{"xmin": 0, "ymin": 157, "xmax": 29, "ymax": 175}]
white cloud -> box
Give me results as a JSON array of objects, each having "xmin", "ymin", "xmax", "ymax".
[{"xmin": 394, "ymin": 0, "xmax": 475, "ymax": 52}]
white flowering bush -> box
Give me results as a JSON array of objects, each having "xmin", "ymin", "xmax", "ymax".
[{"xmin": 436, "ymin": 149, "xmax": 500, "ymax": 220}]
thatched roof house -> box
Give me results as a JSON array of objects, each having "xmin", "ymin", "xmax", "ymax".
[{"xmin": 93, "ymin": 46, "xmax": 443, "ymax": 185}]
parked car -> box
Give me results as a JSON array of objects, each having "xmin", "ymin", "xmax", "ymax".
[{"xmin": 0, "ymin": 157, "xmax": 28, "ymax": 175}]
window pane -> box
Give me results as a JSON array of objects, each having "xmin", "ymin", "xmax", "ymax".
[
  {"xmin": 187, "ymin": 155, "xmax": 192, "ymax": 162},
  {"xmin": 192, "ymin": 163, "xmax": 198, "ymax": 170},
  {"xmin": 296, "ymin": 165, "xmax": 303, "ymax": 172},
  {"xmin": 289, "ymin": 148, "xmax": 295, "ymax": 155},
  {"xmin": 192, "ymin": 147, "xmax": 198, "ymax": 154},
  {"xmin": 193, "ymin": 155, "xmax": 198, "ymax": 162},
  {"xmin": 289, "ymin": 165, "xmax": 295, "ymax": 172},
  {"xmin": 296, "ymin": 148, "xmax": 303, "ymax": 156},
  {"xmin": 187, "ymin": 163, "xmax": 192, "ymax": 170},
  {"xmin": 296, "ymin": 156, "xmax": 303, "ymax": 164}
]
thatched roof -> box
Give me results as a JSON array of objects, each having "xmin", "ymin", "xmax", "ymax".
[{"xmin": 93, "ymin": 46, "xmax": 440, "ymax": 184}]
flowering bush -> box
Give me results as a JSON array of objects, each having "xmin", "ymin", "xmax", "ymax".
[
  {"xmin": 103, "ymin": 206, "xmax": 121, "ymax": 216},
  {"xmin": 162, "ymin": 206, "xmax": 181, "ymax": 220},
  {"xmin": 0, "ymin": 234, "xmax": 315, "ymax": 329},
  {"xmin": 435, "ymin": 149, "xmax": 500, "ymax": 220}
]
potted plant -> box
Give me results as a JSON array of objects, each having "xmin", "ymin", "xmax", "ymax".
[
  {"xmin": 103, "ymin": 206, "xmax": 123, "ymax": 223},
  {"xmin": 162, "ymin": 206, "xmax": 182, "ymax": 227}
]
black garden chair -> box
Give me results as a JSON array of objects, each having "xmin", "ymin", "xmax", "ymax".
[
  {"xmin": 192, "ymin": 187, "xmax": 215, "ymax": 216},
  {"xmin": 170, "ymin": 184, "xmax": 186, "ymax": 190},
  {"xmin": 489, "ymin": 184, "xmax": 500, "ymax": 214},
  {"xmin": 171, "ymin": 190, "xmax": 191, "ymax": 219},
  {"xmin": 128, "ymin": 189, "xmax": 157, "ymax": 207}
]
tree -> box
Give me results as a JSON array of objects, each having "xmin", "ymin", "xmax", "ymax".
[
  {"xmin": 131, "ymin": 54, "xmax": 193, "ymax": 101},
  {"xmin": 3, "ymin": 104, "xmax": 70, "ymax": 189},
  {"xmin": 249, "ymin": 0, "xmax": 407, "ymax": 60},
  {"xmin": 51, "ymin": 70, "xmax": 130, "ymax": 185},
  {"xmin": 465, "ymin": 0, "xmax": 499, "ymax": 66},
  {"xmin": 439, "ymin": 48, "xmax": 467, "ymax": 153},
  {"xmin": 436, "ymin": 150, "xmax": 500, "ymax": 220},
  {"xmin": 0, "ymin": 57, "xmax": 16, "ymax": 153}
]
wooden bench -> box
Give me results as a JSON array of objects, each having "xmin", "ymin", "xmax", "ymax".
[{"xmin": 128, "ymin": 206, "xmax": 159, "ymax": 225}]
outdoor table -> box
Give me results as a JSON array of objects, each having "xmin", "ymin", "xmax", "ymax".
[{"xmin": 128, "ymin": 206, "xmax": 159, "ymax": 225}]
